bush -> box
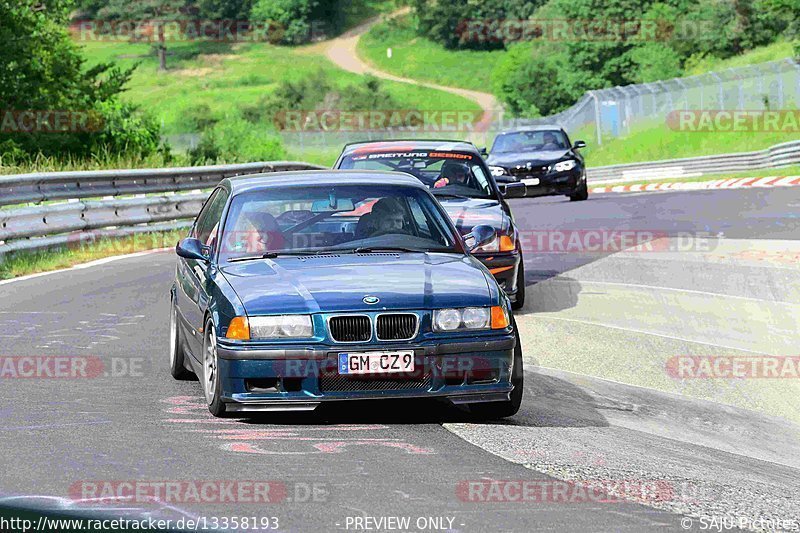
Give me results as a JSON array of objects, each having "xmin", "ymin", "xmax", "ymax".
[
  {"xmin": 250, "ymin": 0, "xmax": 345, "ymax": 44},
  {"xmin": 181, "ymin": 104, "xmax": 220, "ymax": 132},
  {"xmin": 240, "ymin": 71, "xmax": 402, "ymax": 128},
  {"xmin": 189, "ymin": 116, "xmax": 286, "ymax": 164},
  {"xmin": 90, "ymin": 100, "xmax": 162, "ymax": 157},
  {"xmin": 0, "ymin": 0, "xmax": 164, "ymax": 161},
  {"xmin": 624, "ymin": 43, "xmax": 682, "ymax": 84}
]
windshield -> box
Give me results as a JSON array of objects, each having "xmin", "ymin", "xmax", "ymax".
[
  {"xmin": 220, "ymin": 184, "xmax": 461, "ymax": 261},
  {"xmin": 338, "ymin": 151, "xmax": 494, "ymax": 198},
  {"xmin": 491, "ymin": 130, "xmax": 569, "ymax": 153}
]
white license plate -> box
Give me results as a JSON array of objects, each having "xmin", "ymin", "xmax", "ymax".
[
  {"xmin": 338, "ymin": 351, "xmax": 415, "ymax": 375},
  {"xmin": 522, "ymin": 178, "xmax": 540, "ymax": 186}
]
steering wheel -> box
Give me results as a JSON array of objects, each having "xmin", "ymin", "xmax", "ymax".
[{"xmin": 371, "ymin": 226, "xmax": 412, "ymax": 238}]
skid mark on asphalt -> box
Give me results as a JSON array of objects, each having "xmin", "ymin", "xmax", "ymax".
[
  {"xmin": 0, "ymin": 312, "xmax": 145, "ymax": 350},
  {"xmin": 161, "ymin": 396, "xmax": 435, "ymax": 456}
]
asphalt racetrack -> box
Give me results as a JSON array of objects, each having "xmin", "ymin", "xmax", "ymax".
[{"xmin": 1, "ymin": 187, "xmax": 799, "ymax": 532}]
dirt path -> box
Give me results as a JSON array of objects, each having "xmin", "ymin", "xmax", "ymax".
[{"xmin": 318, "ymin": 9, "xmax": 500, "ymax": 130}]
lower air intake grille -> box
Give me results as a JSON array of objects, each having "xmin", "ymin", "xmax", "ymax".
[
  {"xmin": 320, "ymin": 374, "xmax": 432, "ymax": 393},
  {"xmin": 328, "ymin": 315, "xmax": 371, "ymax": 342},
  {"xmin": 376, "ymin": 314, "xmax": 418, "ymax": 341},
  {"xmin": 510, "ymin": 166, "xmax": 548, "ymax": 179}
]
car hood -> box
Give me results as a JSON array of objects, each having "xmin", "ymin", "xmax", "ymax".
[
  {"xmin": 220, "ymin": 253, "xmax": 492, "ymax": 314},
  {"xmin": 439, "ymin": 197, "xmax": 510, "ymax": 236},
  {"xmin": 487, "ymin": 149, "xmax": 572, "ymax": 167}
]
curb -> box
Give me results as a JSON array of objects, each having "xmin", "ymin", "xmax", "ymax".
[{"xmin": 591, "ymin": 175, "xmax": 800, "ymax": 194}]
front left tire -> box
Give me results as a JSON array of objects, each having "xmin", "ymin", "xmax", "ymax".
[
  {"xmin": 468, "ymin": 324, "xmax": 524, "ymax": 419},
  {"xmin": 511, "ymin": 260, "xmax": 525, "ymax": 310},
  {"xmin": 202, "ymin": 320, "xmax": 226, "ymax": 417},
  {"xmin": 569, "ymin": 175, "xmax": 589, "ymax": 201},
  {"xmin": 169, "ymin": 299, "xmax": 193, "ymax": 380}
]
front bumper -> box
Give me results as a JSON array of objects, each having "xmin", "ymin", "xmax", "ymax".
[
  {"xmin": 473, "ymin": 251, "xmax": 520, "ymax": 296},
  {"xmin": 520, "ymin": 168, "xmax": 583, "ymax": 197},
  {"xmin": 216, "ymin": 336, "xmax": 515, "ymax": 412}
]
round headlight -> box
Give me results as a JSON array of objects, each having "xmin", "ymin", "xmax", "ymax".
[
  {"xmin": 462, "ymin": 307, "xmax": 490, "ymax": 329},
  {"xmin": 251, "ymin": 319, "xmax": 279, "ymax": 338},
  {"xmin": 250, "ymin": 315, "xmax": 312, "ymax": 338},
  {"xmin": 434, "ymin": 309, "xmax": 462, "ymax": 331},
  {"xmin": 280, "ymin": 315, "xmax": 312, "ymax": 337}
]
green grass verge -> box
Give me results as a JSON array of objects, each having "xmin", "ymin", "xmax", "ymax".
[
  {"xmin": 78, "ymin": 39, "xmax": 481, "ymax": 137},
  {"xmin": 357, "ymin": 15, "xmax": 504, "ymax": 92},
  {"xmin": 0, "ymin": 151, "xmax": 185, "ymax": 175},
  {"xmin": 582, "ymin": 121, "xmax": 799, "ymax": 167},
  {"xmin": 683, "ymin": 40, "xmax": 796, "ymax": 76},
  {"xmin": 0, "ymin": 230, "xmax": 186, "ymax": 280}
]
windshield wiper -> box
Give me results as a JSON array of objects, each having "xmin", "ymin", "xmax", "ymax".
[
  {"xmin": 227, "ymin": 250, "xmax": 324, "ymax": 262},
  {"xmin": 352, "ymin": 246, "xmax": 427, "ymax": 254}
]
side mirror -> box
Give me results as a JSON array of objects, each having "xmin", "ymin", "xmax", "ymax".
[
  {"xmin": 499, "ymin": 182, "xmax": 527, "ymax": 199},
  {"xmin": 479, "ymin": 147, "xmax": 488, "ymax": 157},
  {"xmin": 573, "ymin": 140, "xmax": 586, "ymax": 149},
  {"xmin": 464, "ymin": 224, "xmax": 497, "ymax": 252},
  {"xmin": 176, "ymin": 238, "xmax": 210, "ymax": 262}
]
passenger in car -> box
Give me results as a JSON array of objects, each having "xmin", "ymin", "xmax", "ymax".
[
  {"xmin": 232, "ymin": 211, "xmax": 285, "ymax": 253},
  {"xmin": 433, "ymin": 161, "xmax": 471, "ymax": 188}
]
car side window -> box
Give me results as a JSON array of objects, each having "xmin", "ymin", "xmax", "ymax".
[
  {"xmin": 407, "ymin": 196, "xmax": 450, "ymax": 245},
  {"xmin": 193, "ymin": 189, "xmax": 229, "ymax": 249},
  {"xmin": 471, "ymin": 165, "xmax": 491, "ymax": 192}
]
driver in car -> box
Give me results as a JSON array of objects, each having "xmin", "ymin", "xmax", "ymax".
[
  {"xmin": 433, "ymin": 161, "xmax": 470, "ymax": 189},
  {"xmin": 369, "ymin": 197, "xmax": 409, "ymax": 236},
  {"xmin": 541, "ymin": 132, "xmax": 561, "ymax": 150}
]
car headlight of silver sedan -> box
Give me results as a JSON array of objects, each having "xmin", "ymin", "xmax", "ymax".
[
  {"xmin": 551, "ymin": 159, "xmax": 577, "ymax": 172},
  {"xmin": 489, "ymin": 165, "xmax": 507, "ymax": 177},
  {"xmin": 251, "ymin": 315, "xmax": 313, "ymax": 338},
  {"xmin": 226, "ymin": 315, "xmax": 314, "ymax": 340},
  {"xmin": 433, "ymin": 306, "xmax": 509, "ymax": 331}
]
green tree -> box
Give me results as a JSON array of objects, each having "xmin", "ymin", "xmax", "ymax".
[
  {"xmin": 250, "ymin": 0, "xmax": 343, "ymax": 44},
  {"xmin": 0, "ymin": 0, "xmax": 160, "ymax": 159},
  {"xmin": 97, "ymin": 0, "xmax": 193, "ymax": 70},
  {"xmin": 195, "ymin": 0, "xmax": 253, "ymax": 20},
  {"xmin": 410, "ymin": 0, "xmax": 547, "ymax": 50}
]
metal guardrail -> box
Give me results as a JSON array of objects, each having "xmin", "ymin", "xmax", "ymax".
[
  {"xmin": 0, "ymin": 161, "xmax": 325, "ymax": 256},
  {"xmin": 0, "ymin": 161, "xmax": 325, "ymax": 207},
  {"xmin": 587, "ymin": 140, "xmax": 800, "ymax": 184},
  {"xmin": 1, "ymin": 145, "xmax": 796, "ymax": 256}
]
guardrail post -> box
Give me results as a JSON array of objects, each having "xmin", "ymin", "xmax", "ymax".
[
  {"xmin": 792, "ymin": 59, "xmax": 800, "ymax": 107},
  {"xmin": 673, "ymin": 78, "xmax": 688, "ymax": 109},
  {"xmin": 728, "ymin": 69, "xmax": 744, "ymax": 110},
  {"xmin": 773, "ymin": 61, "xmax": 785, "ymax": 108},
  {"xmin": 710, "ymin": 72, "xmax": 724, "ymax": 108},
  {"xmin": 590, "ymin": 91, "xmax": 602, "ymax": 146}
]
